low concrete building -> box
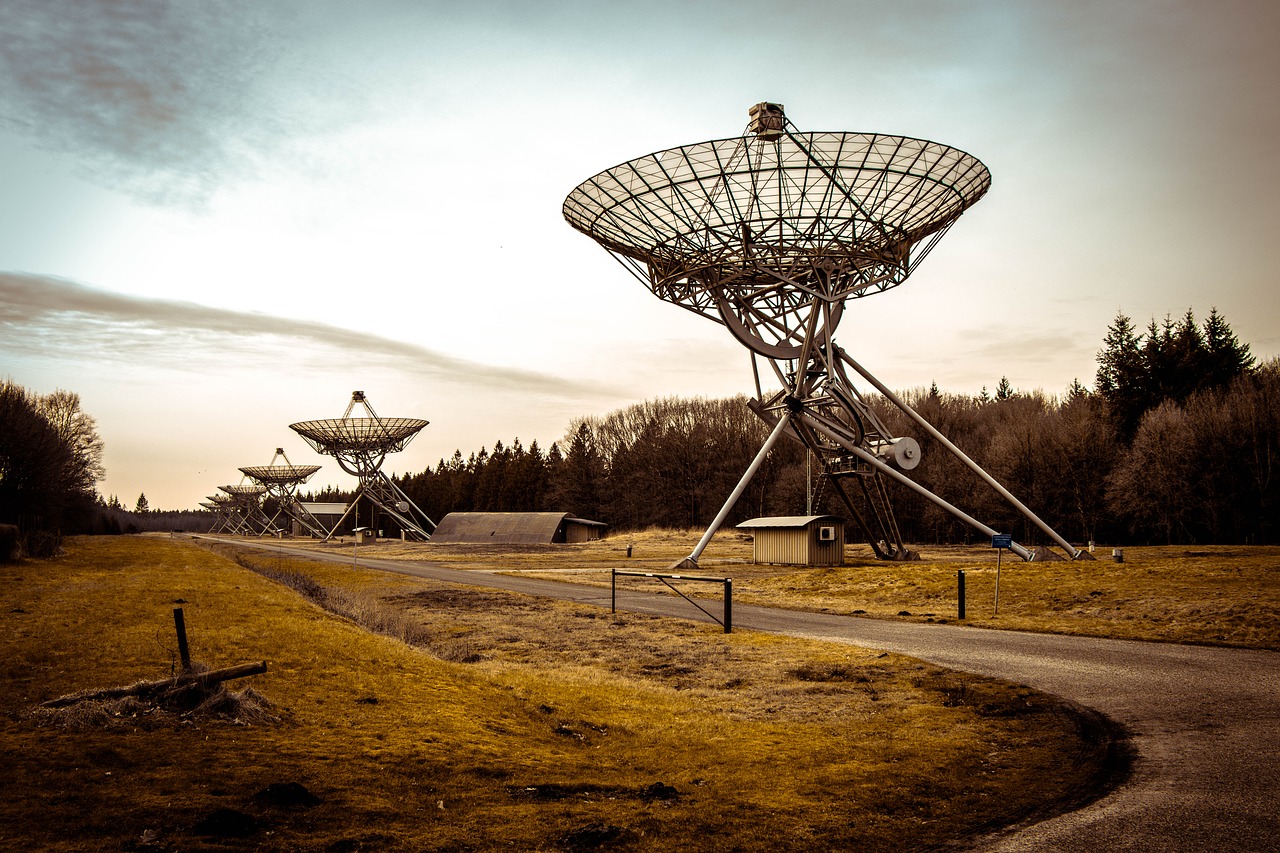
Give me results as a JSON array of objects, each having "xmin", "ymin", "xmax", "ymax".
[
  {"xmin": 736, "ymin": 515, "xmax": 845, "ymax": 567},
  {"xmin": 431, "ymin": 512, "xmax": 607, "ymax": 544}
]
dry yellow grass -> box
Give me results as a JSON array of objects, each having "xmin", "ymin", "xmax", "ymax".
[
  {"xmin": 0, "ymin": 535, "xmax": 1122, "ymax": 851},
  {"xmin": 737, "ymin": 543, "xmax": 1280, "ymax": 649},
  {"xmin": 298, "ymin": 531, "xmax": 1280, "ymax": 650}
]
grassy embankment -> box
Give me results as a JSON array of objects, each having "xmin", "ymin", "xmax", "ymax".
[
  {"xmin": 2, "ymin": 535, "xmax": 1121, "ymax": 851},
  {"xmin": 326, "ymin": 531, "xmax": 1280, "ymax": 650}
]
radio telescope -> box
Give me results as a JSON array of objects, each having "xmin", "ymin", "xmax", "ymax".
[
  {"xmin": 218, "ymin": 483, "xmax": 273, "ymax": 536},
  {"xmin": 289, "ymin": 391, "xmax": 436, "ymax": 541},
  {"xmin": 564, "ymin": 102, "xmax": 1086, "ymax": 565},
  {"xmin": 240, "ymin": 448, "xmax": 328, "ymax": 538},
  {"xmin": 204, "ymin": 490, "xmax": 254, "ymax": 535},
  {"xmin": 201, "ymin": 498, "xmax": 233, "ymax": 534}
]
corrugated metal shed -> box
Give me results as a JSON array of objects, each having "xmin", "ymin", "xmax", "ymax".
[
  {"xmin": 736, "ymin": 515, "xmax": 845, "ymax": 566},
  {"xmin": 431, "ymin": 512, "xmax": 607, "ymax": 544},
  {"xmin": 301, "ymin": 502, "xmax": 348, "ymax": 516}
]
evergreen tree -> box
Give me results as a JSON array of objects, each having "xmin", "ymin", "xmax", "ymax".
[
  {"xmin": 1097, "ymin": 312, "xmax": 1154, "ymax": 441},
  {"xmin": 559, "ymin": 422, "xmax": 603, "ymax": 519},
  {"xmin": 135, "ymin": 493, "xmax": 149, "ymax": 513},
  {"xmin": 1098, "ymin": 308, "xmax": 1254, "ymax": 443},
  {"xmin": 1202, "ymin": 306, "xmax": 1255, "ymax": 388}
]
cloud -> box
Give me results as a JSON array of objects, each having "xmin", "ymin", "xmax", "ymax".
[
  {"xmin": 0, "ymin": 0, "xmax": 285, "ymax": 208},
  {"xmin": 0, "ymin": 272, "xmax": 616, "ymax": 399}
]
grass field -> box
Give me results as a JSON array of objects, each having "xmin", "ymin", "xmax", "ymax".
[
  {"xmin": 311, "ymin": 531, "xmax": 1280, "ymax": 650},
  {"xmin": 1, "ymin": 535, "xmax": 1127, "ymax": 851}
]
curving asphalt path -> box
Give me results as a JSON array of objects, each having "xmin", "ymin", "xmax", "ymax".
[{"xmin": 204, "ymin": 537, "xmax": 1280, "ymax": 852}]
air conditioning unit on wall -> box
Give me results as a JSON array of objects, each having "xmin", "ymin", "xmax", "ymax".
[{"xmin": 818, "ymin": 526, "xmax": 836, "ymax": 541}]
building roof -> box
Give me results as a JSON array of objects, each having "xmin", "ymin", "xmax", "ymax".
[
  {"xmin": 736, "ymin": 515, "xmax": 842, "ymax": 530},
  {"xmin": 300, "ymin": 502, "xmax": 349, "ymax": 515},
  {"xmin": 431, "ymin": 512, "xmax": 606, "ymax": 544}
]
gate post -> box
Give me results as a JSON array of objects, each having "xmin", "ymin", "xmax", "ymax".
[{"xmin": 724, "ymin": 579, "xmax": 732, "ymax": 634}]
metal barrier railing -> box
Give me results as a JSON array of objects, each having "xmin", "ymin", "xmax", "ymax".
[{"xmin": 611, "ymin": 569, "xmax": 733, "ymax": 633}]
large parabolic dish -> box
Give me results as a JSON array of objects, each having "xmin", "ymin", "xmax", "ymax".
[
  {"xmin": 564, "ymin": 102, "xmax": 991, "ymax": 359},
  {"xmin": 289, "ymin": 391, "xmax": 436, "ymax": 541},
  {"xmin": 288, "ymin": 417, "xmax": 428, "ymax": 461},
  {"xmin": 564, "ymin": 103, "xmax": 1084, "ymax": 565}
]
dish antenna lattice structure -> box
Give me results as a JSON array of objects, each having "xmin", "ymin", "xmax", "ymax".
[
  {"xmin": 202, "ymin": 497, "xmax": 234, "ymax": 534},
  {"xmin": 215, "ymin": 483, "xmax": 273, "ymax": 535},
  {"xmin": 240, "ymin": 448, "xmax": 327, "ymax": 538},
  {"xmin": 564, "ymin": 102, "xmax": 1087, "ymax": 565},
  {"xmin": 289, "ymin": 391, "xmax": 436, "ymax": 541}
]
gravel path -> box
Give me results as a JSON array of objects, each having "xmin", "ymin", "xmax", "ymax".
[{"xmin": 210, "ymin": 538, "xmax": 1280, "ymax": 852}]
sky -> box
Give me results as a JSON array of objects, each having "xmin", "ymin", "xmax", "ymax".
[{"xmin": 1, "ymin": 0, "xmax": 1277, "ymax": 510}]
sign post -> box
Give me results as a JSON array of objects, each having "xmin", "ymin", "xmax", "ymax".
[{"xmin": 991, "ymin": 533, "xmax": 1012, "ymax": 615}]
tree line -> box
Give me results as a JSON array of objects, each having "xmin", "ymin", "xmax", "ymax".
[
  {"xmin": 376, "ymin": 307, "xmax": 1274, "ymax": 547},
  {"xmin": 375, "ymin": 398, "xmax": 809, "ymax": 533}
]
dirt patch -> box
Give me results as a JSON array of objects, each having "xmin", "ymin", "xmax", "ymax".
[{"xmin": 389, "ymin": 588, "xmax": 552, "ymax": 612}]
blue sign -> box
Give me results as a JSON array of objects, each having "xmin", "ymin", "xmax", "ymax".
[{"xmin": 991, "ymin": 534, "xmax": 1013, "ymax": 549}]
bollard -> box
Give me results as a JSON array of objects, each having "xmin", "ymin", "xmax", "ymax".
[
  {"xmin": 957, "ymin": 570, "xmax": 966, "ymax": 620},
  {"xmin": 1113, "ymin": 548, "xmax": 1124, "ymax": 564},
  {"xmin": 626, "ymin": 544, "xmax": 633, "ymax": 558}
]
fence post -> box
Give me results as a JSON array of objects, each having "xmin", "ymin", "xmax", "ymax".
[
  {"xmin": 724, "ymin": 579, "xmax": 732, "ymax": 634},
  {"xmin": 173, "ymin": 607, "xmax": 192, "ymax": 671},
  {"xmin": 957, "ymin": 571, "xmax": 966, "ymax": 621},
  {"xmin": 611, "ymin": 569, "xmax": 616, "ymax": 614}
]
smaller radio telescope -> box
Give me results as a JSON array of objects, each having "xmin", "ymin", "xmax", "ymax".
[
  {"xmin": 564, "ymin": 102, "xmax": 1087, "ymax": 566},
  {"xmin": 289, "ymin": 391, "xmax": 436, "ymax": 541},
  {"xmin": 217, "ymin": 482, "xmax": 274, "ymax": 536},
  {"xmin": 204, "ymin": 490, "xmax": 254, "ymax": 535},
  {"xmin": 201, "ymin": 498, "xmax": 233, "ymax": 534},
  {"xmin": 240, "ymin": 448, "xmax": 328, "ymax": 538}
]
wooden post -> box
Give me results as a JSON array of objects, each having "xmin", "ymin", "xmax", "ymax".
[
  {"xmin": 957, "ymin": 570, "xmax": 966, "ymax": 620},
  {"xmin": 173, "ymin": 607, "xmax": 192, "ymax": 671}
]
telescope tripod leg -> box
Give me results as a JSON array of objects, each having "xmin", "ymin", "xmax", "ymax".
[{"xmin": 674, "ymin": 411, "xmax": 793, "ymax": 570}]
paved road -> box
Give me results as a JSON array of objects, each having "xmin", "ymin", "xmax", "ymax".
[{"xmin": 208, "ymin": 538, "xmax": 1280, "ymax": 852}]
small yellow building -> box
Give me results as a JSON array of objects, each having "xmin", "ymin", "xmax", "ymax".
[{"xmin": 736, "ymin": 515, "xmax": 845, "ymax": 567}]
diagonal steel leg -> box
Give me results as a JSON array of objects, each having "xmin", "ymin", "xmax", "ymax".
[{"xmin": 674, "ymin": 410, "xmax": 794, "ymax": 570}]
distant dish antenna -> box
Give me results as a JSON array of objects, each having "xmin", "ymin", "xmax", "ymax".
[
  {"xmin": 214, "ymin": 483, "xmax": 273, "ymax": 535},
  {"xmin": 289, "ymin": 391, "xmax": 436, "ymax": 541},
  {"xmin": 564, "ymin": 102, "xmax": 1087, "ymax": 565},
  {"xmin": 240, "ymin": 447, "xmax": 327, "ymax": 538},
  {"xmin": 201, "ymin": 498, "xmax": 233, "ymax": 534}
]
